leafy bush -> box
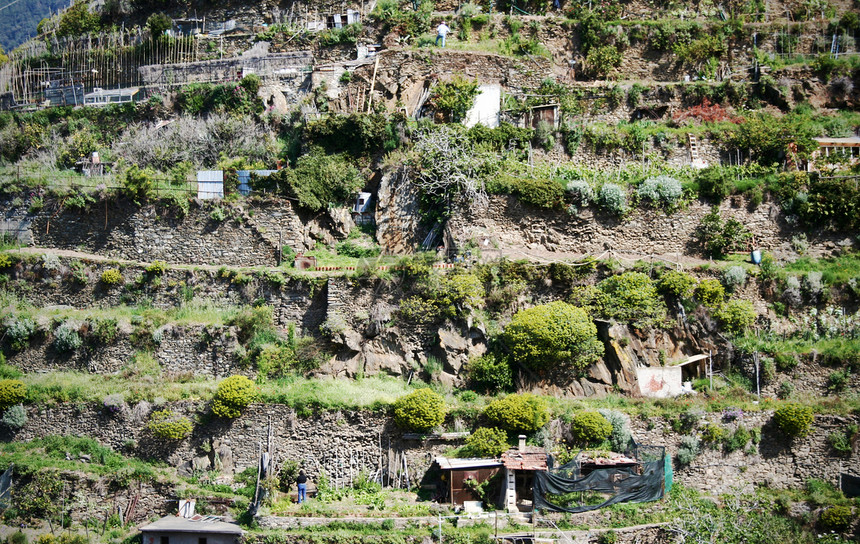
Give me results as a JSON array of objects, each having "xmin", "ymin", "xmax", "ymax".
[
  {"xmin": 146, "ymin": 12, "xmax": 172, "ymax": 37},
  {"xmin": 466, "ymin": 354, "xmax": 513, "ymax": 394},
  {"xmin": 773, "ymin": 403, "xmax": 814, "ymax": 437},
  {"xmin": 211, "ymin": 375, "xmax": 259, "ymax": 418},
  {"xmin": 393, "ymin": 388, "xmax": 445, "ymax": 432},
  {"xmin": 827, "ymin": 424, "xmax": 858, "ymax": 454},
  {"xmin": 638, "ymin": 175, "xmax": 683, "ymax": 208},
  {"xmin": 100, "ymin": 269, "xmax": 123, "ymax": 285},
  {"xmin": 597, "ymin": 183, "xmax": 627, "ymax": 215},
  {"xmin": 5, "ymin": 316, "xmax": 37, "ymax": 351},
  {"xmin": 694, "ymin": 279, "xmax": 725, "ymax": 308},
  {"xmin": 1, "ymin": 404, "xmax": 27, "ymax": 429},
  {"xmin": 534, "ymin": 121, "xmax": 555, "ymax": 152},
  {"xmin": 428, "ymin": 75, "xmax": 480, "ymax": 123},
  {"xmin": 0, "ymin": 379, "xmax": 27, "ymax": 409},
  {"xmin": 509, "ymin": 176, "xmax": 564, "ymax": 209},
  {"xmin": 565, "ymin": 180, "xmax": 594, "ymax": 207},
  {"xmin": 569, "ymin": 411, "xmax": 612, "ymax": 444},
  {"xmin": 697, "ymin": 207, "xmax": 750, "ymax": 258},
  {"xmin": 145, "ymin": 261, "xmax": 168, "ymax": 276},
  {"xmin": 501, "ymin": 301, "xmax": 603, "ymax": 373},
  {"xmin": 260, "ymin": 149, "xmax": 362, "ymax": 212},
  {"xmin": 52, "ymin": 323, "xmax": 82, "ymax": 353},
  {"xmin": 484, "ymin": 393, "xmax": 549, "ymax": 434},
  {"xmin": 714, "ymin": 299, "xmax": 756, "ymax": 335},
  {"xmin": 464, "ymin": 427, "xmax": 509, "ymax": 457},
  {"xmin": 724, "ymin": 426, "xmax": 752, "ymax": 453},
  {"xmin": 722, "ymin": 266, "xmax": 747, "ymax": 291},
  {"xmin": 700, "ymin": 423, "xmax": 726, "ymax": 446},
  {"xmin": 595, "ymin": 272, "xmax": 666, "ymax": 327},
  {"xmin": 819, "ymin": 505, "xmax": 852, "ymax": 531},
  {"xmin": 676, "ymin": 435, "xmax": 701, "ymax": 465},
  {"xmin": 598, "ymin": 409, "xmax": 632, "ymax": 452},
  {"xmin": 657, "ymin": 270, "xmax": 696, "ymax": 298},
  {"xmin": 146, "ymin": 410, "xmax": 193, "ymax": 440}
]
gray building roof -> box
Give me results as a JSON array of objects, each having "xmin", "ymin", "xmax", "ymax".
[{"xmin": 140, "ymin": 516, "xmax": 244, "ymax": 535}]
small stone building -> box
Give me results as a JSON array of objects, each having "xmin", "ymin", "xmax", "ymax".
[
  {"xmin": 140, "ymin": 515, "xmax": 243, "ymax": 544},
  {"xmin": 500, "ymin": 437, "xmax": 548, "ymax": 512}
]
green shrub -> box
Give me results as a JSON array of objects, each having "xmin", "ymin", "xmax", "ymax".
[
  {"xmin": 501, "ymin": 301, "xmax": 603, "ymax": 373},
  {"xmin": 146, "ymin": 12, "xmax": 172, "ymax": 37},
  {"xmin": 145, "ymin": 260, "xmax": 168, "ymax": 276},
  {"xmin": 657, "ymin": 270, "xmax": 697, "ymax": 298},
  {"xmin": 569, "ymin": 411, "xmax": 612, "ymax": 444},
  {"xmin": 1, "ymin": 403, "xmax": 27, "ymax": 429},
  {"xmin": 260, "ymin": 149, "xmax": 362, "ymax": 212},
  {"xmin": 146, "ymin": 410, "xmax": 193, "ymax": 440},
  {"xmin": 466, "ymin": 354, "xmax": 513, "ymax": 394},
  {"xmin": 484, "ymin": 393, "xmax": 549, "ymax": 434},
  {"xmin": 0, "ymin": 379, "xmax": 27, "ymax": 409},
  {"xmin": 819, "ymin": 505, "xmax": 852, "ymax": 531},
  {"xmin": 827, "ymin": 424, "xmax": 858, "ymax": 454},
  {"xmin": 510, "ymin": 176, "xmax": 564, "ymax": 209},
  {"xmin": 724, "ymin": 426, "xmax": 752, "ymax": 453},
  {"xmin": 4, "ymin": 316, "xmax": 37, "ymax": 351},
  {"xmin": 595, "ymin": 272, "xmax": 666, "ymax": 327},
  {"xmin": 565, "ymin": 179, "xmax": 594, "ymax": 207},
  {"xmin": 676, "ymin": 435, "xmax": 701, "ymax": 465},
  {"xmin": 464, "ymin": 427, "xmax": 509, "ymax": 457},
  {"xmin": 428, "ymin": 75, "xmax": 480, "ymax": 123},
  {"xmin": 714, "ymin": 299, "xmax": 756, "ymax": 335},
  {"xmin": 596, "ymin": 530, "xmax": 617, "ymax": 544},
  {"xmin": 694, "ymin": 279, "xmax": 725, "ymax": 307},
  {"xmin": 393, "ymin": 388, "xmax": 445, "ymax": 432},
  {"xmin": 700, "ymin": 423, "xmax": 726, "ymax": 446},
  {"xmin": 212, "ymin": 375, "xmax": 259, "ymax": 418},
  {"xmin": 697, "ymin": 207, "xmax": 750, "ymax": 258},
  {"xmin": 52, "ymin": 323, "xmax": 82, "ymax": 353},
  {"xmin": 774, "ymin": 353, "xmax": 798, "ymax": 372},
  {"xmin": 100, "ymin": 268, "xmax": 123, "ymax": 285},
  {"xmin": 773, "ymin": 403, "xmax": 814, "ymax": 437}
]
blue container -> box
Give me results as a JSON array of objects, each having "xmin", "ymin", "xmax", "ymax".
[{"xmin": 751, "ymin": 249, "xmax": 762, "ymax": 265}]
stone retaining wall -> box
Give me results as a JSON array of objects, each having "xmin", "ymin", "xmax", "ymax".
[{"xmin": 449, "ymin": 194, "xmax": 853, "ymax": 261}]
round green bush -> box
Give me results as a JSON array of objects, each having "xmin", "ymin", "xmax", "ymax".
[
  {"xmin": 569, "ymin": 411, "xmax": 612, "ymax": 444},
  {"xmin": 596, "ymin": 272, "xmax": 666, "ymax": 327},
  {"xmin": 657, "ymin": 270, "xmax": 697, "ymax": 298},
  {"xmin": 211, "ymin": 375, "xmax": 259, "ymax": 418},
  {"xmin": 145, "ymin": 260, "xmax": 168, "ymax": 276},
  {"xmin": 465, "ymin": 427, "xmax": 509, "ymax": 457},
  {"xmin": 502, "ymin": 301, "xmax": 603, "ymax": 372},
  {"xmin": 466, "ymin": 354, "xmax": 513, "ymax": 394},
  {"xmin": 146, "ymin": 410, "xmax": 193, "ymax": 440},
  {"xmin": 0, "ymin": 379, "xmax": 27, "ymax": 410},
  {"xmin": 714, "ymin": 299, "xmax": 756, "ymax": 335},
  {"xmin": 5, "ymin": 316, "xmax": 37, "ymax": 351},
  {"xmin": 819, "ymin": 505, "xmax": 852, "ymax": 531},
  {"xmin": 100, "ymin": 269, "xmax": 123, "ymax": 285},
  {"xmin": 393, "ymin": 388, "xmax": 445, "ymax": 432},
  {"xmin": 773, "ymin": 403, "xmax": 814, "ymax": 437},
  {"xmin": 694, "ymin": 278, "xmax": 725, "ymax": 308},
  {"xmin": 484, "ymin": 394, "xmax": 549, "ymax": 434}
]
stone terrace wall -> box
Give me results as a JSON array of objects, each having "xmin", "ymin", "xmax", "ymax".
[
  {"xmin": 630, "ymin": 412, "xmax": 860, "ymax": 495},
  {"xmin": 5, "ymin": 325, "xmax": 247, "ymax": 378},
  {"xmin": 2, "ymin": 254, "xmax": 328, "ymax": 333},
  {"xmin": 6, "ymin": 403, "xmax": 857, "ymax": 498},
  {"xmin": 6, "ymin": 404, "xmax": 461, "ymax": 492},
  {"xmin": 450, "ymin": 194, "xmax": 854, "ymax": 260}
]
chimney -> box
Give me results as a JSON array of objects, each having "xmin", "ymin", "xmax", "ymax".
[{"xmin": 518, "ymin": 435, "xmax": 526, "ymax": 452}]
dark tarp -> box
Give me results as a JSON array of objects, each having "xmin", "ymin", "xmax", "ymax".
[
  {"xmin": 841, "ymin": 473, "xmax": 860, "ymax": 498},
  {"xmin": 533, "ymin": 445, "xmax": 666, "ymax": 513},
  {"xmin": 0, "ymin": 465, "xmax": 11, "ymax": 510}
]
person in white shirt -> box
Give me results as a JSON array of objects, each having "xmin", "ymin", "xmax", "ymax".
[{"xmin": 435, "ymin": 21, "xmax": 450, "ymax": 47}]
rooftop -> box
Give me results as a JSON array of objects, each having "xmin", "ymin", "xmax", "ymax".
[{"xmin": 139, "ymin": 516, "xmax": 244, "ymax": 535}]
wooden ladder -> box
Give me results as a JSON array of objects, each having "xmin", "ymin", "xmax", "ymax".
[{"xmin": 688, "ymin": 133, "xmax": 700, "ymax": 163}]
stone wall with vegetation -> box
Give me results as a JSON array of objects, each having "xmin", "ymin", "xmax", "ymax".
[{"xmin": 450, "ymin": 194, "xmax": 852, "ymax": 260}]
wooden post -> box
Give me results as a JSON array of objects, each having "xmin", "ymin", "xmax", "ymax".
[{"xmin": 366, "ymin": 55, "xmax": 379, "ymax": 113}]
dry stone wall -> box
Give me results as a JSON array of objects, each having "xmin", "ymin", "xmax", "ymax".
[
  {"xmin": 449, "ymin": 194, "xmax": 853, "ymax": 261},
  {"xmin": 630, "ymin": 412, "xmax": 860, "ymax": 495}
]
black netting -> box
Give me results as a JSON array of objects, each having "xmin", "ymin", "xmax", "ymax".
[
  {"xmin": 533, "ymin": 443, "xmax": 667, "ymax": 513},
  {"xmin": 0, "ymin": 466, "xmax": 11, "ymax": 510}
]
